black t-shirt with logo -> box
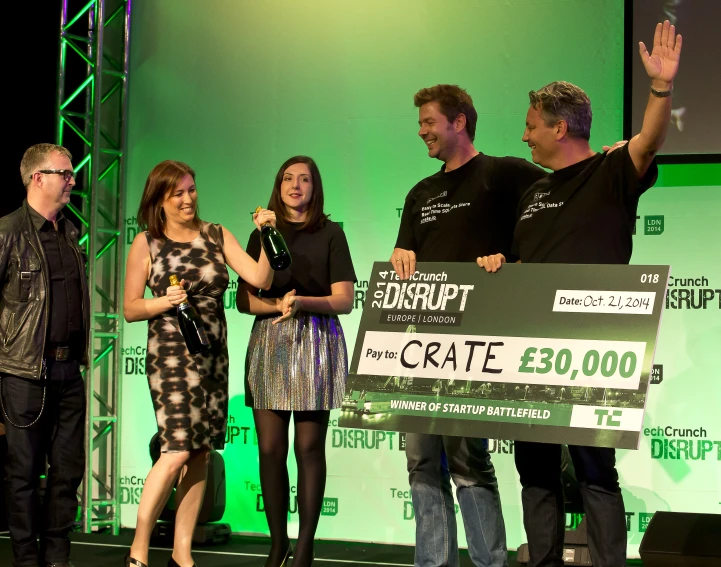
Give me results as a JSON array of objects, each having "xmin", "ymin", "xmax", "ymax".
[
  {"xmin": 395, "ymin": 153, "xmax": 546, "ymax": 262},
  {"xmin": 513, "ymin": 143, "xmax": 658, "ymax": 264}
]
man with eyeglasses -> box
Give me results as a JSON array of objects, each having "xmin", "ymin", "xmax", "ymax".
[{"xmin": 0, "ymin": 143, "xmax": 88, "ymax": 567}]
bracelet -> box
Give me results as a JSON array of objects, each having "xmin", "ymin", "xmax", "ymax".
[{"xmin": 650, "ymin": 87, "xmax": 672, "ymax": 98}]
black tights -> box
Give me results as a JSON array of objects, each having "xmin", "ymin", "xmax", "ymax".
[{"xmin": 254, "ymin": 409, "xmax": 330, "ymax": 567}]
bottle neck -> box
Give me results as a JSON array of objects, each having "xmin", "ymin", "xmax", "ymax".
[{"xmin": 169, "ymin": 277, "xmax": 185, "ymax": 302}]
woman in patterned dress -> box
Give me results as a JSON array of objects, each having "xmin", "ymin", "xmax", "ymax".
[
  {"xmin": 237, "ymin": 156, "xmax": 356, "ymax": 567},
  {"xmin": 123, "ymin": 160, "xmax": 275, "ymax": 567}
]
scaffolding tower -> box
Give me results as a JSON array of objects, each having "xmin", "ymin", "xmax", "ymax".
[{"xmin": 55, "ymin": 0, "xmax": 131, "ymax": 533}]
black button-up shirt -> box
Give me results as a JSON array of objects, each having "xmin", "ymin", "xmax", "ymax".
[{"xmin": 27, "ymin": 205, "xmax": 85, "ymax": 349}]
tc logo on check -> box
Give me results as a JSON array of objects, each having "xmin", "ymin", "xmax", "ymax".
[
  {"xmin": 594, "ymin": 409, "xmax": 623, "ymax": 427},
  {"xmin": 570, "ymin": 406, "xmax": 644, "ymax": 431}
]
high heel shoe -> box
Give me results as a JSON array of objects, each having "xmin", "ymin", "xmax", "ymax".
[
  {"xmin": 167, "ymin": 557, "xmax": 196, "ymax": 567},
  {"xmin": 279, "ymin": 545, "xmax": 292, "ymax": 567},
  {"xmin": 264, "ymin": 544, "xmax": 292, "ymax": 567},
  {"xmin": 124, "ymin": 553, "xmax": 148, "ymax": 567}
]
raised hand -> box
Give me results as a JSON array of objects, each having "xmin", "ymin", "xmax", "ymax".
[{"xmin": 639, "ymin": 20, "xmax": 682, "ymax": 87}]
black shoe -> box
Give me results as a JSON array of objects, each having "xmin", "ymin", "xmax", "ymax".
[
  {"xmin": 280, "ymin": 544, "xmax": 293, "ymax": 567},
  {"xmin": 167, "ymin": 557, "xmax": 196, "ymax": 567},
  {"xmin": 278, "ymin": 545, "xmax": 292, "ymax": 567},
  {"xmin": 125, "ymin": 553, "xmax": 148, "ymax": 567},
  {"xmin": 46, "ymin": 563, "xmax": 75, "ymax": 567},
  {"xmin": 264, "ymin": 544, "xmax": 292, "ymax": 567}
]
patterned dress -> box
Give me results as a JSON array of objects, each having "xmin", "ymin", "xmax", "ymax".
[{"xmin": 145, "ymin": 222, "xmax": 229, "ymax": 452}]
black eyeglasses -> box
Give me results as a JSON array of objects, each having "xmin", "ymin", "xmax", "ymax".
[{"xmin": 31, "ymin": 169, "xmax": 76, "ymax": 181}]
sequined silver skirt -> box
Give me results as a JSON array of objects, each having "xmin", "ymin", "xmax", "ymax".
[{"xmin": 245, "ymin": 312, "xmax": 348, "ymax": 410}]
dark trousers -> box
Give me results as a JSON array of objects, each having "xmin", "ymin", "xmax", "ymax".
[
  {"xmin": 1, "ymin": 360, "xmax": 86, "ymax": 567},
  {"xmin": 514, "ymin": 441, "xmax": 626, "ymax": 567}
]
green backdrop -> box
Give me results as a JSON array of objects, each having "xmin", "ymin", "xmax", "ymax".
[{"xmin": 119, "ymin": 0, "xmax": 721, "ymax": 557}]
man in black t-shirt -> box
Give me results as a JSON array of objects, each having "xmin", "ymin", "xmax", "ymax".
[
  {"xmin": 478, "ymin": 21, "xmax": 682, "ymax": 567},
  {"xmin": 392, "ymin": 84, "xmax": 545, "ymax": 567}
]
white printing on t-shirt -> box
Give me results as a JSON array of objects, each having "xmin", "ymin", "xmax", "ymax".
[
  {"xmin": 419, "ymin": 197, "xmax": 472, "ymax": 225},
  {"xmin": 518, "ymin": 190, "xmax": 564, "ymax": 222}
]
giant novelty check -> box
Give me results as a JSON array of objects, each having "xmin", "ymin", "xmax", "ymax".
[{"xmin": 338, "ymin": 262, "xmax": 670, "ymax": 449}]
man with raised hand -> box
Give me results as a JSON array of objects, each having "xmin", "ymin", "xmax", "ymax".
[
  {"xmin": 478, "ymin": 20, "xmax": 682, "ymax": 567},
  {"xmin": 391, "ymin": 84, "xmax": 546, "ymax": 567}
]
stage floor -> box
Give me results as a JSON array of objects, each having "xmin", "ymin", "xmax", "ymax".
[{"xmin": 0, "ymin": 531, "xmax": 644, "ymax": 566}]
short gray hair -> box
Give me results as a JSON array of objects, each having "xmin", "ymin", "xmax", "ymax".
[
  {"xmin": 20, "ymin": 143, "xmax": 73, "ymax": 187},
  {"xmin": 528, "ymin": 81, "xmax": 592, "ymax": 141}
]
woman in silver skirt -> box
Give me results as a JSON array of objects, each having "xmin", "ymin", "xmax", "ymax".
[{"xmin": 237, "ymin": 156, "xmax": 356, "ymax": 567}]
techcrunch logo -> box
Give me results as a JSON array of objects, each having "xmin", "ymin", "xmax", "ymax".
[
  {"xmin": 222, "ymin": 280, "xmax": 238, "ymax": 310},
  {"xmin": 225, "ymin": 415, "xmax": 362, "ymax": 449},
  {"xmin": 488, "ymin": 439, "xmax": 514, "ymax": 455},
  {"xmin": 570, "ymin": 406, "xmax": 643, "ymax": 430},
  {"xmin": 225, "ymin": 415, "xmax": 256, "ymax": 445},
  {"xmin": 246, "ymin": 482, "xmax": 338, "ymax": 516},
  {"xmin": 125, "ymin": 216, "xmax": 141, "ymax": 244},
  {"xmin": 397, "ymin": 433, "xmax": 514, "ymax": 456},
  {"xmin": 644, "ymin": 426, "xmax": 720, "ymax": 461},
  {"xmin": 376, "ymin": 280, "xmax": 471, "ymax": 312},
  {"xmin": 122, "ymin": 345, "xmax": 147, "ymax": 375},
  {"xmin": 371, "ymin": 273, "xmax": 473, "ymax": 326},
  {"xmin": 571, "ymin": 512, "xmax": 654, "ymax": 533},
  {"xmin": 633, "ymin": 215, "xmax": 664, "ymax": 235},
  {"xmin": 665, "ymin": 275, "xmax": 719, "ymax": 310},
  {"xmin": 354, "ymin": 280, "xmax": 369, "ymax": 310},
  {"xmin": 120, "ymin": 475, "xmax": 146, "ymax": 505},
  {"xmin": 594, "ymin": 409, "xmax": 622, "ymax": 427},
  {"xmin": 390, "ymin": 488, "xmax": 459, "ymax": 521},
  {"xmin": 331, "ymin": 428, "xmax": 398, "ymax": 450}
]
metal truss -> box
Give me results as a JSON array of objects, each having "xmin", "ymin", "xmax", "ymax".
[{"xmin": 56, "ymin": 0, "xmax": 131, "ymax": 533}]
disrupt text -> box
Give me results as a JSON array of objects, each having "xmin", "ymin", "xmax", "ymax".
[{"xmin": 379, "ymin": 282, "xmax": 474, "ymax": 311}]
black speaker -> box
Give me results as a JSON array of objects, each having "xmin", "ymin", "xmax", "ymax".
[{"xmin": 639, "ymin": 512, "xmax": 721, "ymax": 567}]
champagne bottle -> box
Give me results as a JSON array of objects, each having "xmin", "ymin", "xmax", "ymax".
[
  {"xmin": 168, "ymin": 274, "xmax": 210, "ymax": 354},
  {"xmin": 256, "ymin": 206, "xmax": 292, "ymax": 270}
]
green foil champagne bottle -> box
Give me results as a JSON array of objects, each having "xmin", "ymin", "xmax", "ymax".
[
  {"xmin": 256, "ymin": 206, "xmax": 292, "ymax": 270},
  {"xmin": 168, "ymin": 274, "xmax": 210, "ymax": 354}
]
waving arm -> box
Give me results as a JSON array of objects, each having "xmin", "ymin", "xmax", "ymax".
[{"xmin": 628, "ymin": 20, "xmax": 682, "ymax": 178}]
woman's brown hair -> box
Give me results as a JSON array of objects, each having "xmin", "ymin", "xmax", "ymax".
[
  {"xmin": 267, "ymin": 156, "xmax": 328, "ymax": 232},
  {"xmin": 137, "ymin": 160, "xmax": 199, "ymax": 239}
]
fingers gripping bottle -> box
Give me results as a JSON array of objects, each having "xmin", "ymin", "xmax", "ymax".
[
  {"xmin": 168, "ymin": 274, "xmax": 210, "ymax": 354},
  {"xmin": 256, "ymin": 206, "xmax": 292, "ymax": 271}
]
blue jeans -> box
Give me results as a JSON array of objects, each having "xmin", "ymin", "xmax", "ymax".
[{"xmin": 406, "ymin": 433, "xmax": 507, "ymax": 567}]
